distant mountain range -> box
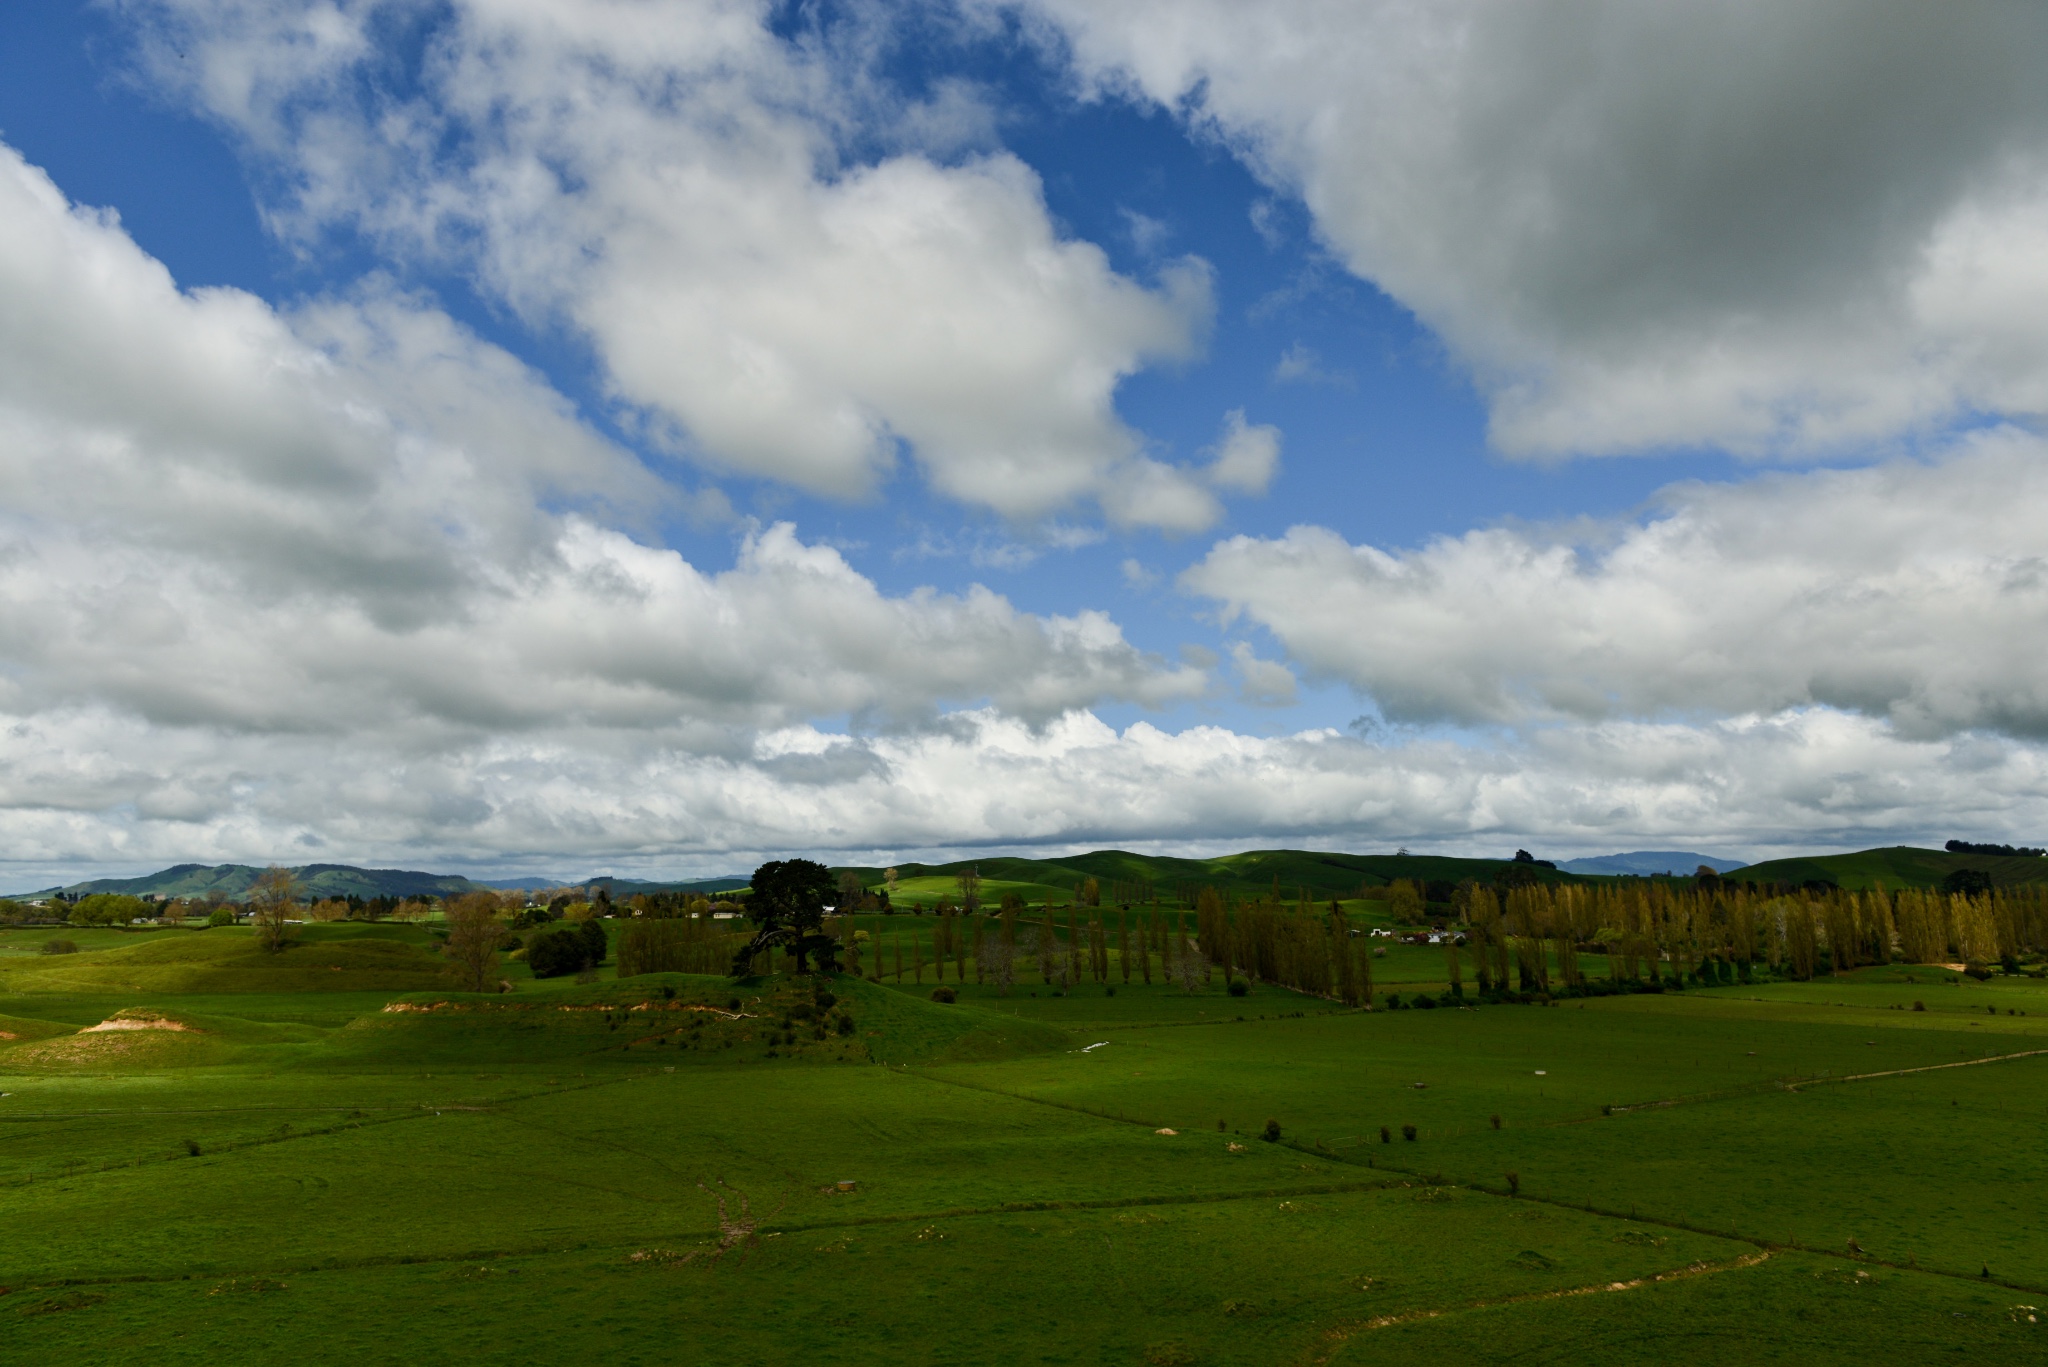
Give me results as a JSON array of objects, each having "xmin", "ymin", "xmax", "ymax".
[
  {"xmin": 25, "ymin": 844, "xmax": 2043, "ymax": 904},
  {"xmin": 1555, "ymin": 851, "xmax": 1749, "ymax": 876},
  {"xmin": 9, "ymin": 863, "xmax": 752, "ymax": 902}
]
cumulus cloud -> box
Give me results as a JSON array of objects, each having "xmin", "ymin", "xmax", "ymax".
[
  {"xmin": 123, "ymin": 0, "xmax": 1221, "ymax": 526},
  {"xmin": 0, "ymin": 142, "xmax": 1202, "ymax": 758},
  {"xmin": 1228, "ymin": 643, "xmax": 1296, "ymax": 707},
  {"xmin": 1184, "ymin": 431, "xmax": 2048, "ymax": 739},
  {"xmin": 1203, "ymin": 409, "xmax": 1280, "ymax": 494},
  {"xmin": 1023, "ymin": 0, "xmax": 2048, "ymax": 455}
]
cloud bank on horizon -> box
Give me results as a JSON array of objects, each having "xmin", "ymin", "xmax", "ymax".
[{"xmin": 6, "ymin": 0, "xmax": 2048, "ymax": 881}]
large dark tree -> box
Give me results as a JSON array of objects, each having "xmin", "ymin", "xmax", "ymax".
[{"xmin": 732, "ymin": 859, "xmax": 842, "ymax": 977}]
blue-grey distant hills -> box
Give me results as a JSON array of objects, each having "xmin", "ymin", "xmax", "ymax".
[
  {"xmin": 1556, "ymin": 851, "xmax": 1748, "ymax": 876},
  {"xmin": 11, "ymin": 863, "xmax": 752, "ymax": 902}
]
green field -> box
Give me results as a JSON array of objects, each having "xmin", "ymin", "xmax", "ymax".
[{"xmin": 2, "ymin": 920, "xmax": 2045, "ymax": 1364}]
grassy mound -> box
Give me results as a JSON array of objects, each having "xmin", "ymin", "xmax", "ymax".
[
  {"xmin": 0, "ymin": 927, "xmax": 447, "ymax": 995},
  {"xmin": 324, "ymin": 972, "xmax": 1068, "ymax": 1069},
  {"xmin": 0, "ymin": 1011, "xmax": 75, "ymax": 1046},
  {"xmin": 0, "ymin": 1005, "xmax": 326, "ymax": 1071}
]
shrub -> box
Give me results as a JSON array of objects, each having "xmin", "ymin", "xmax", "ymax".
[
  {"xmin": 1912, "ymin": 999, "xmax": 1926, "ymax": 1011},
  {"xmin": 40, "ymin": 939, "xmax": 78, "ymax": 955},
  {"xmin": 1506, "ymin": 1171, "xmax": 1520, "ymax": 1195},
  {"xmin": 1227, "ymin": 978, "xmax": 1248, "ymax": 997},
  {"xmin": 1415, "ymin": 995, "xmax": 1438, "ymax": 1010},
  {"xmin": 526, "ymin": 927, "xmax": 591, "ymax": 979},
  {"xmin": 1964, "ymin": 964, "xmax": 1993, "ymax": 981},
  {"xmin": 1490, "ymin": 1113, "xmax": 1502, "ymax": 1130},
  {"xmin": 183, "ymin": 1138, "xmax": 201, "ymax": 1156},
  {"xmin": 835, "ymin": 1014, "xmax": 855, "ymax": 1035},
  {"xmin": 580, "ymin": 915, "xmax": 608, "ymax": 965},
  {"xmin": 813, "ymin": 989, "xmax": 836, "ymax": 1010},
  {"xmin": 1941, "ymin": 868, "xmax": 1994, "ymax": 896},
  {"xmin": 1401, "ymin": 1124, "xmax": 1417, "ymax": 1142},
  {"xmin": 1379, "ymin": 1126, "xmax": 1391, "ymax": 1144},
  {"xmin": 1260, "ymin": 1119, "xmax": 1281, "ymax": 1143},
  {"xmin": 1381, "ymin": 992, "xmax": 1401, "ymax": 1010},
  {"xmin": 929, "ymin": 986, "xmax": 957, "ymax": 1003},
  {"xmin": 1106, "ymin": 985, "xmax": 1116, "ymax": 997},
  {"xmin": 207, "ymin": 908, "xmax": 235, "ymax": 928}
]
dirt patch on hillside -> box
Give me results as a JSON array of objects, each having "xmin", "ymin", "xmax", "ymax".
[{"xmin": 80, "ymin": 1012, "xmax": 199, "ymax": 1034}]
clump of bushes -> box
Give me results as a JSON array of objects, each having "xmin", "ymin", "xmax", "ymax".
[
  {"xmin": 527, "ymin": 917, "xmax": 609, "ymax": 978},
  {"xmin": 1401, "ymin": 1123, "xmax": 1418, "ymax": 1142},
  {"xmin": 1261, "ymin": 1119, "xmax": 1282, "ymax": 1143},
  {"xmin": 39, "ymin": 939, "xmax": 78, "ymax": 955},
  {"xmin": 1227, "ymin": 978, "xmax": 1248, "ymax": 997},
  {"xmin": 929, "ymin": 986, "xmax": 956, "ymax": 1003}
]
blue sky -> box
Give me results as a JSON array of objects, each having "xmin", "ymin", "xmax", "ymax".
[{"xmin": 4, "ymin": 2, "xmax": 2048, "ymax": 885}]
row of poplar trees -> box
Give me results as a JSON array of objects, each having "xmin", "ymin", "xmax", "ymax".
[{"xmin": 1465, "ymin": 879, "xmax": 2048, "ymax": 991}]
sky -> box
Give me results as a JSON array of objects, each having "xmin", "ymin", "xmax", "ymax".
[{"xmin": 5, "ymin": 0, "xmax": 2048, "ymax": 886}]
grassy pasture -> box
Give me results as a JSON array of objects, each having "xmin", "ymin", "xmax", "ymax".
[{"xmin": 2, "ymin": 942, "xmax": 2045, "ymax": 1363}]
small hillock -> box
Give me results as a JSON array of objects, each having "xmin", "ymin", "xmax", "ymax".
[{"xmin": 332, "ymin": 973, "xmax": 1067, "ymax": 1070}]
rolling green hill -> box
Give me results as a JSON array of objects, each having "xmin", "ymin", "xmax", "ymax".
[
  {"xmin": 1725, "ymin": 844, "xmax": 2048, "ymax": 891},
  {"xmin": 839, "ymin": 847, "xmax": 1579, "ymax": 904}
]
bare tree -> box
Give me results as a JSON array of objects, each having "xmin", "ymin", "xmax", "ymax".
[
  {"xmin": 837, "ymin": 869, "xmax": 865, "ymax": 912},
  {"xmin": 443, "ymin": 891, "xmax": 504, "ymax": 992},
  {"xmin": 1168, "ymin": 939, "xmax": 1207, "ymax": 994},
  {"xmin": 956, "ymin": 865, "xmax": 982, "ymax": 915},
  {"xmin": 249, "ymin": 865, "xmax": 298, "ymax": 953},
  {"xmin": 1040, "ymin": 934, "xmax": 1076, "ymax": 990},
  {"xmin": 979, "ymin": 933, "xmax": 1018, "ymax": 996}
]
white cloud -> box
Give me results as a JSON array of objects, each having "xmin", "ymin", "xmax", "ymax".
[
  {"xmin": 1121, "ymin": 206, "xmax": 1170, "ymax": 254},
  {"xmin": 1229, "ymin": 643, "xmax": 1296, "ymax": 707},
  {"xmin": 1023, "ymin": 0, "xmax": 2048, "ymax": 456},
  {"xmin": 9, "ymin": 705, "xmax": 2048, "ymax": 882},
  {"xmin": 125, "ymin": 0, "xmax": 1223, "ymax": 526},
  {"xmin": 1203, "ymin": 408, "xmax": 1280, "ymax": 494},
  {"xmin": 1184, "ymin": 430, "xmax": 2048, "ymax": 739},
  {"xmin": 1272, "ymin": 342, "xmax": 1347, "ymax": 389},
  {"xmin": 0, "ymin": 141, "xmax": 1203, "ymax": 757},
  {"xmin": 0, "ymin": 148, "xmax": 2038, "ymax": 874}
]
